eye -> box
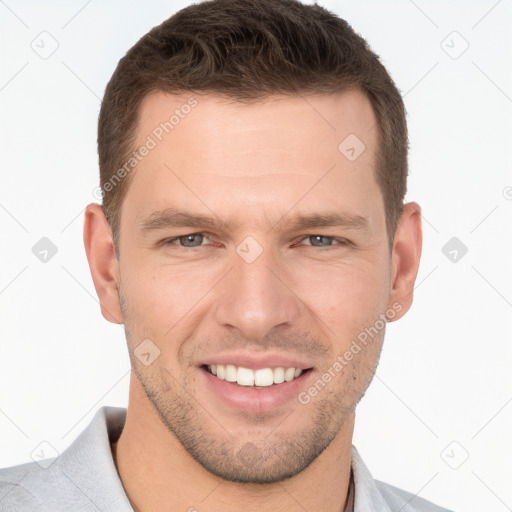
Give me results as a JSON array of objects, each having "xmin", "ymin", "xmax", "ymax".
[
  {"xmin": 165, "ymin": 233, "xmax": 210, "ymax": 248},
  {"xmin": 299, "ymin": 235, "xmax": 345, "ymax": 248},
  {"xmin": 162, "ymin": 233, "xmax": 348, "ymax": 251}
]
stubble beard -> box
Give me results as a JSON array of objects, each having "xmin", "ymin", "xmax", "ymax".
[{"xmin": 119, "ymin": 288, "xmax": 383, "ymax": 484}]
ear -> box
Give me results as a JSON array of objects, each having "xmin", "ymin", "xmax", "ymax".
[
  {"xmin": 387, "ymin": 202, "xmax": 423, "ymax": 321},
  {"xmin": 83, "ymin": 203, "xmax": 123, "ymax": 324}
]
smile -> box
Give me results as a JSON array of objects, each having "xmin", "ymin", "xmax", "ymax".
[
  {"xmin": 205, "ymin": 364, "xmax": 307, "ymax": 388},
  {"xmin": 200, "ymin": 354, "xmax": 315, "ymax": 413}
]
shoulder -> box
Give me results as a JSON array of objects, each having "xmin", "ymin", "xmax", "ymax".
[
  {"xmin": 350, "ymin": 446, "xmax": 453, "ymax": 512},
  {"xmin": 375, "ymin": 479, "xmax": 454, "ymax": 512},
  {"xmin": 0, "ymin": 406, "xmax": 129, "ymax": 511},
  {"xmin": 0, "ymin": 460, "xmax": 57, "ymax": 511}
]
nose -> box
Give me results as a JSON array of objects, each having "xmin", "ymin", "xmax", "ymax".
[{"xmin": 213, "ymin": 243, "xmax": 302, "ymax": 340}]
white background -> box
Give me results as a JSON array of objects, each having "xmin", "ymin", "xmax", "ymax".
[{"xmin": 1, "ymin": 1, "xmax": 511, "ymax": 511}]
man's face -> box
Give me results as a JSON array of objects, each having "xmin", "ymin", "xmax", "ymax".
[{"xmin": 116, "ymin": 90, "xmax": 394, "ymax": 483}]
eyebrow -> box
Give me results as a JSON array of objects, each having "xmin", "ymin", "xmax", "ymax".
[
  {"xmin": 138, "ymin": 207, "xmax": 370, "ymax": 234},
  {"xmin": 138, "ymin": 208, "xmax": 237, "ymax": 233}
]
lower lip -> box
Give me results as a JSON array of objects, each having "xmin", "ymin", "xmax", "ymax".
[{"xmin": 200, "ymin": 367, "xmax": 313, "ymax": 414}]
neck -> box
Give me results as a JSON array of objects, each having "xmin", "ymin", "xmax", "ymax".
[{"xmin": 112, "ymin": 374, "xmax": 354, "ymax": 512}]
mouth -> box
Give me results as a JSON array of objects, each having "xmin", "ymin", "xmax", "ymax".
[
  {"xmin": 198, "ymin": 354, "xmax": 316, "ymax": 413},
  {"xmin": 203, "ymin": 364, "xmax": 312, "ymax": 389}
]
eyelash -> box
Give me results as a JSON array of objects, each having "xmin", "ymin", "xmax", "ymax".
[{"xmin": 162, "ymin": 233, "xmax": 349, "ymax": 250}]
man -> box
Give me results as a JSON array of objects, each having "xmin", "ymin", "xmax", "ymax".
[{"xmin": 0, "ymin": 0, "xmax": 452, "ymax": 510}]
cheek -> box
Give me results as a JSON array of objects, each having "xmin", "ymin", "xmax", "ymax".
[
  {"xmin": 293, "ymin": 259, "xmax": 390, "ymax": 333},
  {"xmin": 120, "ymin": 257, "xmax": 222, "ymax": 335},
  {"xmin": 297, "ymin": 264, "xmax": 386, "ymax": 308}
]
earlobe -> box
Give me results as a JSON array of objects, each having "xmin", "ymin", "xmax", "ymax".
[
  {"xmin": 387, "ymin": 202, "xmax": 423, "ymax": 322},
  {"xmin": 83, "ymin": 203, "xmax": 123, "ymax": 324}
]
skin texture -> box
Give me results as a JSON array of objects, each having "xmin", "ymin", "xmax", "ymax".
[{"xmin": 84, "ymin": 90, "xmax": 422, "ymax": 512}]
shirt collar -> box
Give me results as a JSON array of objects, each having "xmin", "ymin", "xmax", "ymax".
[
  {"xmin": 58, "ymin": 406, "xmax": 133, "ymax": 511},
  {"xmin": 351, "ymin": 445, "xmax": 393, "ymax": 512}
]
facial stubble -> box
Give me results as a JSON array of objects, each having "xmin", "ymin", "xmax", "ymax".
[{"xmin": 119, "ymin": 287, "xmax": 384, "ymax": 484}]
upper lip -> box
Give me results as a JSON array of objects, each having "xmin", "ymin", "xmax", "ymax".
[{"xmin": 199, "ymin": 352, "xmax": 314, "ymax": 371}]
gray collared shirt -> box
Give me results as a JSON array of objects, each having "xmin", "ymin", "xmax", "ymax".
[{"xmin": 0, "ymin": 406, "xmax": 452, "ymax": 511}]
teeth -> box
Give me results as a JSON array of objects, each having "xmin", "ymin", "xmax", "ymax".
[
  {"xmin": 207, "ymin": 364, "xmax": 305, "ymax": 386},
  {"xmin": 237, "ymin": 367, "xmax": 254, "ymax": 386},
  {"xmin": 284, "ymin": 368, "xmax": 296, "ymax": 381},
  {"xmin": 254, "ymin": 368, "xmax": 274, "ymax": 387},
  {"xmin": 273, "ymin": 367, "xmax": 285, "ymax": 384},
  {"xmin": 225, "ymin": 364, "xmax": 237, "ymax": 382}
]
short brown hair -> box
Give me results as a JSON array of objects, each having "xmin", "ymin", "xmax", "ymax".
[{"xmin": 98, "ymin": 0, "xmax": 408, "ymax": 256}]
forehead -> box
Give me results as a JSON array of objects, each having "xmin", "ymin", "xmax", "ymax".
[
  {"xmin": 124, "ymin": 89, "xmax": 382, "ymax": 229},
  {"xmin": 135, "ymin": 89, "xmax": 377, "ymax": 173}
]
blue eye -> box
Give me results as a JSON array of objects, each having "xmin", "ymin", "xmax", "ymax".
[
  {"xmin": 303, "ymin": 235, "xmax": 338, "ymax": 247},
  {"xmin": 167, "ymin": 233, "xmax": 208, "ymax": 247},
  {"xmin": 300, "ymin": 235, "xmax": 349, "ymax": 249},
  {"xmin": 162, "ymin": 233, "xmax": 348, "ymax": 251}
]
